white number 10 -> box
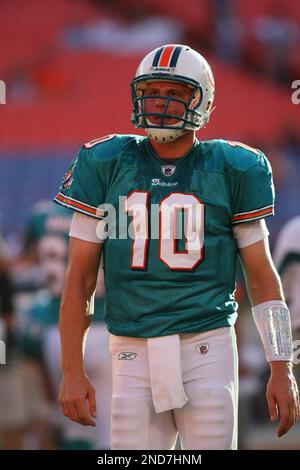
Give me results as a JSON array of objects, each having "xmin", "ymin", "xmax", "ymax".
[{"xmin": 124, "ymin": 191, "xmax": 205, "ymax": 271}]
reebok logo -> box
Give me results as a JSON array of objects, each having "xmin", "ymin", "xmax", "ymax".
[{"xmin": 118, "ymin": 352, "xmax": 137, "ymax": 360}]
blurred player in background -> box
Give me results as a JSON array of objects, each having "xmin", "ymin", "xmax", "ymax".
[
  {"xmin": 274, "ymin": 215, "xmax": 300, "ymax": 386},
  {"xmin": 21, "ymin": 200, "xmax": 112, "ymax": 449},
  {"xmin": 0, "ymin": 236, "xmax": 22, "ymax": 449}
]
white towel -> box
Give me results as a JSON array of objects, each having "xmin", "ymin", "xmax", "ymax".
[{"xmin": 147, "ymin": 334, "xmax": 189, "ymax": 414}]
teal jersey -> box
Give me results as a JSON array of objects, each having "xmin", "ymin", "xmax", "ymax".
[
  {"xmin": 17, "ymin": 291, "xmax": 57, "ymax": 359},
  {"xmin": 26, "ymin": 200, "xmax": 105, "ymax": 322},
  {"xmin": 18, "ymin": 293, "xmax": 105, "ymax": 359},
  {"xmin": 26, "ymin": 200, "xmax": 73, "ymax": 244},
  {"xmin": 54, "ymin": 134, "xmax": 274, "ymax": 337}
]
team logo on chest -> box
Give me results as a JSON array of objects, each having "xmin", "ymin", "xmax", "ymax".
[{"xmin": 161, "ymin": 165, "xmax": 176, "ymax": 177}]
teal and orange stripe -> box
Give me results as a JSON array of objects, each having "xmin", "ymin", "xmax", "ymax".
[
  {"xmin": 152, "ymin": 45, "xmax": 182, "ymax": 68},
  {"xmin": 232, "ymin": 205, "xmax": 274, "ymax": 224},
  {"xmin": 54, "ymin": 193, "xmax": 104, "ymax": 218}
]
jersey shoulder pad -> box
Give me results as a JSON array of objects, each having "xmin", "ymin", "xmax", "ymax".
[
  {"xmin": 82, "ymin": 134, "xmax": 142, "ymax": 162},
  {"xmin": 199, "ymin": 139, "xmax": 268, "ymax": 175},
  {"xmin": 219, "ymin": 139, "xmax": 268, "ymax": 173}
]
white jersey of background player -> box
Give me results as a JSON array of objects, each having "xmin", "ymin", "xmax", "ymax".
[{"xmin": 273, "ymin": 216, "xmax": 300, "ymax": 333}]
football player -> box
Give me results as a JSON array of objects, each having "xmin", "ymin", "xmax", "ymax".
[
  {"xmin": 24, "ymin": 200, "xmax": 112, "ymax": 449},
  {"xmin": 273, "ymin": 215, "xmax": 300, "ymax": 386},
  {"xmin": 55, "ymin": 45, "xmax": 299, "ymax": 449}
]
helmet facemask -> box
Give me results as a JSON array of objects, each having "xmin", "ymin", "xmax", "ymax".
[{"xmin": 131, "ymin": 76, "xmax": 203, "ymax": 143}]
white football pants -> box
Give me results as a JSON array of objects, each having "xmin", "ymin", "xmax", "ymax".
[{"xmin": 109, "ymin": 326, "xmax": 238, "ymax": 450}]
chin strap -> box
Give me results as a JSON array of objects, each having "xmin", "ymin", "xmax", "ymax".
[{"xmin": 145, "ymin": 127, "xmax": 188, "ymax": 143}]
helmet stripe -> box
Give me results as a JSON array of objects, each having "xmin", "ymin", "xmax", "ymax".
[
  {"xmin": 158, "ymin": 45, "xmax": 175, "ymax": 67},
  {"xmin": 152, "ymin": 47, "xmax": 164, "ymax": 67},
  {"xmin": 169, "ymin": 46, "xmax": 182, "ymax": 67}
]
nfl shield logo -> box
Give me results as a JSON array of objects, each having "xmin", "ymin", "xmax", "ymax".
[
  {"xmin": 196, "ymin": 344, "xmax": 209, "ymax": 355},
  {"xmin": 161, "ymin": 165, "xmax": 176, "ymax": 177}
]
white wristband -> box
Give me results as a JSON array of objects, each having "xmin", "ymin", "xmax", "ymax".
[{"xmin": 251, "ymin": 300, "xmax": 293, "ymax": 362}]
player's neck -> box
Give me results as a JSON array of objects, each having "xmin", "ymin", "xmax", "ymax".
[{"xmin": 147, "ymin": 132, "xmax": 196, "ymax": 160}]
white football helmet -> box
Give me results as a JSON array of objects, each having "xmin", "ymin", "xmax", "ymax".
[{"xmin": 131, "ymin": 44, "xmax": 215, "ymax": 143}]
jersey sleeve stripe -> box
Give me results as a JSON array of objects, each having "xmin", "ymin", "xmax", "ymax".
[
  {"xmin": 53, "ymin": 197, "xmax": 101, "ymax": 220},
  {"xmin": 54, "ymin": 193, "xmax": 104, "ymax": 218},
  {"xmin": 233, "ymin": 204, "xmax": 273, "ymax": 217},
  {"xmin": 56, "ymin": 192, "xmax": 104, "ymax": 212},
  {"xmin": 232, "ymin": 206, "xmax": 274, "ymax": 223}
]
